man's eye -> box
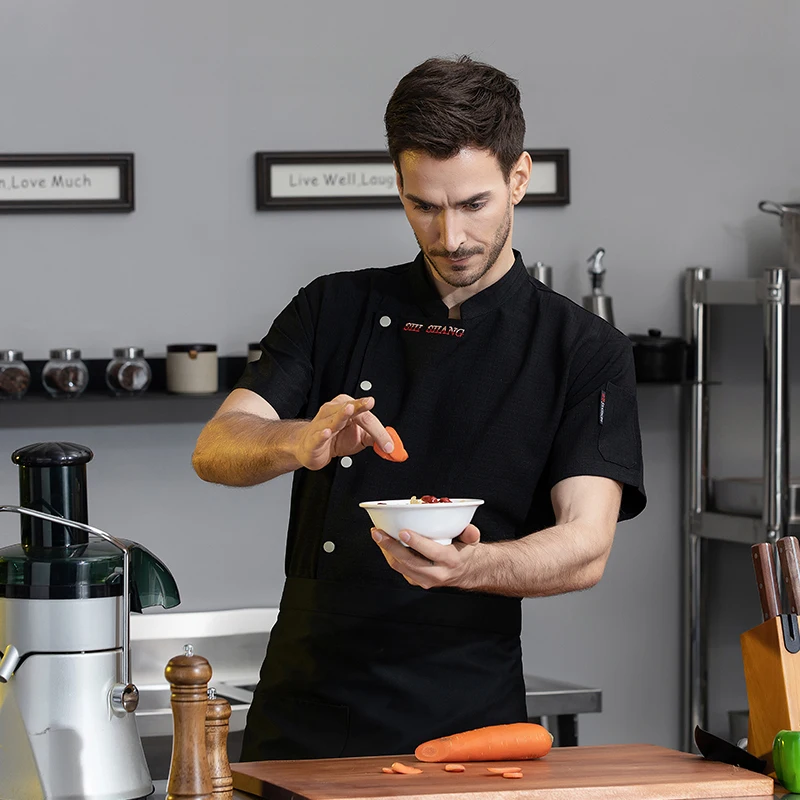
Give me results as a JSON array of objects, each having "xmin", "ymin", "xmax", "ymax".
[
  {"xmin": 414, "ymin": 203, "xmax": 433, "ymax": 212},
  {"xmin": 466, "ymin": 202, "xmax": 486, "ymax": 211}
]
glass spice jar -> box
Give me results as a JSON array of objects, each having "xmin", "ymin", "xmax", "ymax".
[
  {"xmin": 105, "ymin": 347, "xmax": 151, "ymax": 396},
  {"xmin": 42, "ymin": 348, "xmax": 89, "ymax": 399},
  {"xmin": 0, "ymin": 350, "xmax": 31, "ymax": 400}
]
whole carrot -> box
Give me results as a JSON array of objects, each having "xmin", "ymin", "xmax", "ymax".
[
  {"xmin": 414, "ymin": 722, "xmax": 553, "ymax": 763},
  {"xmin": 373, "ymin": 426, "xmax": 409, "ymax": 462}
]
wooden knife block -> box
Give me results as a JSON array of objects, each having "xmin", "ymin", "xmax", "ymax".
[{"xmin": 740, "ymin": 613, "xmax": 800, "ymax": 759}]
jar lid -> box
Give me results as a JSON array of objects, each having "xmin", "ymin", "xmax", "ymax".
[
  {"xmin": 0, "ymin": 349, "xmax": 23, "ymax": 361},
  {"xmin": 628, "ymin": 329, "xmax": 686, "ymax": 348},
  {"xmin": 166, "ymin": 344, "xmax": 217, "ymax": 353},
  {"xmin": 49, "ymin": 348, "xmax": 81, "ymax": 360},
  {"xmin": 113, "ymin": 347, "xmax": 145, "ymax": 358}
]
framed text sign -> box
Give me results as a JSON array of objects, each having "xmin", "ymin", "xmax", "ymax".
[
  {"xmin": 255, "ymin": 149, "xmax": 569, "ymax": 210},
  {"xmin": 0, "ymin": 153, "xmax": 135, "ymax": 213}
]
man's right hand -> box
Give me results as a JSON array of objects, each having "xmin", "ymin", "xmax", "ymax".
[
  {"xmin": 193, "ymin": 388, "xmax": 397, "ymax": 486},
  {"xmin": 296, "ymin": 394, "xmax": 395, "ymax": 470}
]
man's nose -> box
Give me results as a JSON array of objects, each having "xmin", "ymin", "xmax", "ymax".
[{"xmin": 439, "ymin": 212, "xmax": 466, "ymax": 254}]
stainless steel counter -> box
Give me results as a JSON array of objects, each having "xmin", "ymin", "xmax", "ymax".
[{"xmin": 132, "ymin": 608, "xmax": 603, "ymax": 778}]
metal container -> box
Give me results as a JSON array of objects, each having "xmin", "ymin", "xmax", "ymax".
[
  {"xmin": 247, "ymin": 342, "xmax": 262, "ymax": 363},
  {"xmin": 759, "ymin": 201, "xmax": 800, "ymax": 275}
]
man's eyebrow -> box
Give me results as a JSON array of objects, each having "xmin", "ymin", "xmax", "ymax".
[{"xmin": 404, "ymin": 190, "xmax": 493, "ymax": 207}]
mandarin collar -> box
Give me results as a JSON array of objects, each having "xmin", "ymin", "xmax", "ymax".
[{"xmin": 409, "ymin": 250, "xmax": 528, "ymax": 320}]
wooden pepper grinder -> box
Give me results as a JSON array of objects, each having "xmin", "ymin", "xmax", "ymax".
[
  {"xmin": 206, "ymin": 687, "xmax": 234, "ymax": 799},
  {"xmin": 165, "ymin": 644, "xmax": 214, "ymax": 800}
]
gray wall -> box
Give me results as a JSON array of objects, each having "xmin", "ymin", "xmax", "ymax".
[{"xmin": 1, "ymin": 0, "xmax": 799, "ymax": 749}]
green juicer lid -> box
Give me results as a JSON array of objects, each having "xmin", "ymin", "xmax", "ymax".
[{"xmin": 0, "ymin": 538, "xmax": 180, "ymax": 611}]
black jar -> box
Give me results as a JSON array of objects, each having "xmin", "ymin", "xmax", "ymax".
[{"xmin": 628, "ymin": 329, "xmax": 688, "ymax": 383}]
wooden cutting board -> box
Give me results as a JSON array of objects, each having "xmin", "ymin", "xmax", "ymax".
[{"xmin": 230, "ymin": 743, "xmax": 774, "ymax": 799}]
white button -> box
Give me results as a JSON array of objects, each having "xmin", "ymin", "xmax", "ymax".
[
  {"xmin": 323, "ymin": 541, "xmax": 335, "ymax": 553},
  {"xmin": 379, "ymin": 315, "xmax": 392, "ymax": 327},
  {"xmin": 341, "ymin": 456, "xmax": 353, "ymax": 468},
  {"xmin": 360, "ymin": 380, "xmax": 372, "ymax": 391}
]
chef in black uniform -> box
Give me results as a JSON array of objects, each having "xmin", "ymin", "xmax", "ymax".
[{"xmin": 192, "ymin": 55, "xmax": 646, "ymax": 761}]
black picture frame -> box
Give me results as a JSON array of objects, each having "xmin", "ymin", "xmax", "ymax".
[
  {"xmin": 255, "ymin": 149, "xmax": 569, "ymax": 210},
  {"xmin": 0, "ymin": 153, "xmax": 135, "ymax": 213}
]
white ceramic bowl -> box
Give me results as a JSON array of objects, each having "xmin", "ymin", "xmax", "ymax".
[{"xmin": 359, "ymin": 498, "xmax": 484, "ymax": 546}]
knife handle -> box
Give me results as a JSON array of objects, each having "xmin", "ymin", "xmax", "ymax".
[
  {"xmin": 777, "ymin": 537, "xmax": 800, "ymax": 615},
  {"xmin": 751, "ymin": 542, "xmax": 781, "ymax": 621}
]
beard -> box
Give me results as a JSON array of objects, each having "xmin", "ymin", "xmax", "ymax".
[{"xmin": 417, "ymin": 202, "xmax": 512, "ymax": 289}]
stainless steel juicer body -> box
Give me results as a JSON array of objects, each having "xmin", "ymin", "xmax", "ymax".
[{"xmin": 0, "ymin": 507, "xmax": 153, "ymax": 800}]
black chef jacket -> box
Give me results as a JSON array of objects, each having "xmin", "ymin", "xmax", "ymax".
[{"xmin": 235, "ymin": 249, "xmax": 646, "ymax": 761}]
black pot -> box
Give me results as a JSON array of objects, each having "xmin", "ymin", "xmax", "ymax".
[{"xmin": 628, "ymin": 329, "xmax": 687, "ymax": 383}]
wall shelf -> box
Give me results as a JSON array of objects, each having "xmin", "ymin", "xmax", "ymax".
[{"xmin": 0, "ymin": 356, "xmax": 248, "ymax": 428}]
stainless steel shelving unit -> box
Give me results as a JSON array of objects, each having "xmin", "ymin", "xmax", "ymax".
[{"xmin": 682, "ymin": 266, "xmax": 794, "ymax": 752}]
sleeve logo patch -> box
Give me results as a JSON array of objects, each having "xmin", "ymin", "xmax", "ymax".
[{"xmin": 599, "ymin": 390, "xmax": 606, "ymax": 425}]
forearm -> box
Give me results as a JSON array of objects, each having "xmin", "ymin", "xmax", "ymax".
[
  {"xmin": 461, "ymin": 522, "xmax": 611, "ymax": 599},
  {"xmin": 192, "ymin": 411, "xmax": 307, "ymax": 486}
]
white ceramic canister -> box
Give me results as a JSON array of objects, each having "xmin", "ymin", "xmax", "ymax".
[
  {"xmin": 165, "ymin": 344, "xmax": 218, "ymax": 394},
  {"xmin": 247, "ymin": 342, "xmax": 262, "ymax": 363}
]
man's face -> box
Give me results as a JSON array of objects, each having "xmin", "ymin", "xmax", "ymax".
[{"xmin": 396, "ymin": 148, "xmax": 523, "ymax": 289}]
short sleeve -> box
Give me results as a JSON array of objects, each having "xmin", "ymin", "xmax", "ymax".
[
  {"xmin": 543, "ymin": 330, "xmax": 646, "ymax": 521},
  {"xmin": 234, "ymin": 284, "xmax": 317, "ymax": 419}
]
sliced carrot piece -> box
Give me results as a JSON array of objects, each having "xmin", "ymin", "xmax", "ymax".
[
  {"xmin": 373, "ymin": 426, "xmax": 409, "ymax": 462},
  {"xmin": 444, "ymin": 764, "xmax": 465, "ymax": 772},
  {"xmin": 391, "ymin": 762, "xmax": 423, "ymax": 774},
  {"xmin": 381, "ymin": 767, "xmax": 395, "ymax": 774},
  {"xmin": 487, "ymin": 766, "xmax": 521, "ymax": 774},
  {"xmin": 503, "ymin": 772, "xmax": 523, "ymax": 779}
]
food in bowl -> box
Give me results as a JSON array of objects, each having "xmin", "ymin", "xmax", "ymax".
[{"xmin": 359, "ymin": 497, "xmax": 484, "ymax": 546}]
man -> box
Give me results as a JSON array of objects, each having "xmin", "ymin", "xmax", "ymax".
[{"xmin": 192, "ymin": 55, "xmax": 646, "ymax": 761}]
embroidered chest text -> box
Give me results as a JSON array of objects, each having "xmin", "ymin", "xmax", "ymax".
[{"xmin": 403, "ymin": 322, "xmax": 466, "ymax": 338}]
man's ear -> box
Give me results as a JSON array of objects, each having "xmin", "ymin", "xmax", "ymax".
[{"xmin": 510, "ymin": 151, "xmax": 532, "ymax": 205}]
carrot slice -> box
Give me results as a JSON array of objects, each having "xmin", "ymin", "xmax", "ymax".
[
  {"xmin": 486, "ymin": 766, "xmax": 521, "ymax": 774},
  {"xmin": 444, "ymin": 764, "xmax": 465, "ymax": 772},
  {"xmin": 381, "ymin": 767, "xmax": 395, "ymax": 774},
  {"xmin": 391, "ymin": 762, "xmax": 423, "ymax": 774},
  {"xmin": 373, "ymin": 426, "xmax": 409, "ymax": 462},
  {"xmin": 503, "ymin": 772, "xmax": 523, "ymax": 779},
  {"xmin": 415, "ymin": 722, "xmax": 553, "ymax": 762}
]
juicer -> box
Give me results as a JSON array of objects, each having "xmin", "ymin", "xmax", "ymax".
[{"xmin": 0, "ymin": 441, "xmax": 180, "ymax": 800}]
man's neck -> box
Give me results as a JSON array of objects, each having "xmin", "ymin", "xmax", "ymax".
[{"xmin": 429, "ymin": 247, "xmax": 517, "ymax": 319}]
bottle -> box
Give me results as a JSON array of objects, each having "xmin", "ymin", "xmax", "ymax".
[{"xmin": 582, "ymin": 247, "xmax": 615, "ymax": 327}]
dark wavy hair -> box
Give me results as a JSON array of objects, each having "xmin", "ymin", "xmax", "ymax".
[{"xmin": 384, "ymin": 55, "xmax": 526, "ymax": 182}]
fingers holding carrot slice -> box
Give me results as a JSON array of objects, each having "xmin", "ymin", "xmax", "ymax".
[{"xmin": 373, "ymin": 426, "xmax": 409, "ymax": 462}]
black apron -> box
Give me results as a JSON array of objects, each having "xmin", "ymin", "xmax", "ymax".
[
  {"xmin": 240, "ymin": 258, "xmax": 539, "ymax": 761},
  {"xmin": 239, "ymin": 577, "xmax": 526, "ymax": 760}
]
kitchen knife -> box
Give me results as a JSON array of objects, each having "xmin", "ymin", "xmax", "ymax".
[
  {"xmin": 776, "ymin": 536, "xmax": 800, "ymax": 615},
  {"xmin": 751, "ymin": 542, "xmax": 781, "ymax": 622},
  {"xmin": 694, "ymin": 726, "xmax": 767, "ymax": 774}
]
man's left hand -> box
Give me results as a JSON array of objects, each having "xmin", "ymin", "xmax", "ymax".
[{"xmin": 370, "ymin": 524, "xmax": 481, "ymax": 589}]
